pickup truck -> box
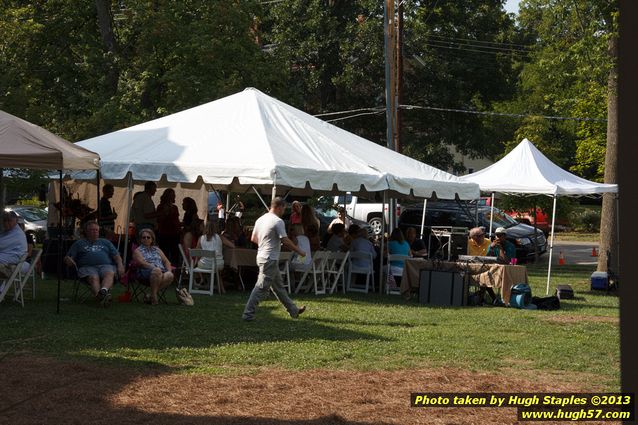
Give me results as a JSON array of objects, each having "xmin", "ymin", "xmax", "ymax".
[{"xmin": 334, "ymin": 193, "xmax": 401, "ymax": 235}]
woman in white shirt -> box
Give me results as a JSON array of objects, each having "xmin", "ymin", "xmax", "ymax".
[
  {"xmin": 195, "ymin": 221, "xmax": 235, "ymax": 291},
  {"xmin": 289, "ymin": 224, "xmax": 312, "ymax": 271}
]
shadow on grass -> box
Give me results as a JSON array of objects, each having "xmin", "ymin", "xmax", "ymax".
[
  {"xmin": 0, "ymin": 354, "xmax": 392, "ymax": 425},
  {"xmin": 0, "ymin": 281, "xmax": 392, "ymax": 368}
]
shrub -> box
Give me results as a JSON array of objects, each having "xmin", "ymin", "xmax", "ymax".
[{"xmin": 569, "ymin": 209, "xmax": 601, "ymax": 232}]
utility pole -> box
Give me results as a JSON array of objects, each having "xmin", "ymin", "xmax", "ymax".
[
  {"xmin": 384, "ymin": 0, "xmax": 397, "ymax": 233},
  {"xmin": 396, "ymin": 0, "xmax": 404, "ymax": 154}
]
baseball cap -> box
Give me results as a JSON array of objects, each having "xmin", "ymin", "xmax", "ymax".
[{"xmin": 495, "ymin": 227, "xmax": 507, "ymax": 235}]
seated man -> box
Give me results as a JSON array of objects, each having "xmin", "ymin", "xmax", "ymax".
[
  {"xmin": 467, "ymin": 227, "xmax": 490, "ymax": 256},
  {"xmin": 326, "ymin": 223, "xmax": 347, "ymax": 252},
  {"xmin": 64, "ymin": 221, "xmax": 125, "ymax": 307},
  {"xmin": 405, "ymin": 227, "xmax": 427, "ymax": 257},
  {"xmin": 487, "ymin": 227, "xmax": 517, "ymax": 264},
  {"xmin": 0, "ymin": 211, "xmax": 28, "ymax": 279}
]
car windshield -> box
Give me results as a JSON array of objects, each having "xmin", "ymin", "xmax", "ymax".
[
  {"xmin": 481, "ymin": 208, "xmax": 518, "ymax": 228},
  {"xmin": 15, "ymin": 208, "xmax": 48, "ymax": 221}
]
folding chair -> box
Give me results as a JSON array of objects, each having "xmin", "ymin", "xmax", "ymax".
[
  {"xmin": 70, "ymin": 265, "xmax": 96, "ymax": 304},
  {"xmin": 386, "ymin": 254, "xmax": 410, "ymax": 295},
  {"xmin": 125, "ymin": 245, "xmax": 174, "ymax": 304},
  {"xmin": 278, "ymin": 251, "xmax": 294, "ymax": 293},
  {"xmin": 14, "ymin": 249, "xmax": 43, "ymax": 303},
  {"xmin": 0, "ymin": 253, "xmax": 29, "ymax": 307},
  {"xmin": 295, "ymin": 251, "xmax": 328, "ymax": 295},
  {"xmin": 325, "ymin": 251, "xmax": 349, "ymax": 294},
  {"xmin": 188, "ymin": 248, "xmax": 221, "ymax": 296},
  {"xmin": 347, "ymin": 251, "xmax": 375, "ymax": 293}
]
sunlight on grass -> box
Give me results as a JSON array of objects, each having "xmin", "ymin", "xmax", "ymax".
[{"xmin": 0, "ymin": 273, "xmax": 620, "ymax": 390}]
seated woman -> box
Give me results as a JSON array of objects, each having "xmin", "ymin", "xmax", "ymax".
[
  {"xmin": 195, "ymin": 220, "xmax": 235, "ymax": 293},
  {"xmin": 289, "ymin": 224, "xmax": 312, "ymax": 272},
  {"xmin": 387, "ymin": 228, "xmax": 412, "ymax": 286},
  {"xmin": 221, "ymin": 216, "xmax": 247, "ymax": 247},
  {"xmin": 132, "ymin": 228, "xmax": 174, "ymax": 305},
  {"xmin": 326, "ymin": 223, "xmax": 347, "ymax": 252},
  {"xmin": 181, "ymin": 218, "xmax": 204, "ymax": 256}
]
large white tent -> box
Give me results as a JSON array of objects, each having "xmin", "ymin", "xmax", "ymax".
[
  {"xmin": 460, "ymin": 138, "xmax": 618, "ymax": 294},
  {"xmin": 76, "ymin": 88, "xmax": 479, "ymax": 201}
]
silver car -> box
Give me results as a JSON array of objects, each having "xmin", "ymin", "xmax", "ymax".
[{"xmin": 5, "ymin": 205, "xmax": 48, "ymax": 242}]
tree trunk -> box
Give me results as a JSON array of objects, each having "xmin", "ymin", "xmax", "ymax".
[
  {"xmin": 94, "ymin": 0, "xmax": 119, "ymax": 92},
  {"xmin": 598, "ymin": 35, "xmax": 618, "ymax": 273}
]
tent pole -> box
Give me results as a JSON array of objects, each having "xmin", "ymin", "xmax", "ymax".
[
  {"xmin": 251, "ymin": 186, "xmax": 269, "ymax": 211},
  {"xmin": 379, "ymin": 191, "xmax": 386, "ymax": 294},
  {"xmin": 122, "ymin": 174, "xmax": 133, "ymax": 266},
  {"xmin": 489, "ymin": 192, "xmax": 495, "ymax": 236},
  {"xmin": 419, "ymin": 199, "xmax": 427, "ymax": 239},
  {"xmin": 545, "ymin": 195, "xmax": 557, "ymax": 295},
  {"xmin": 56, "ymin": 170, "xmax": 63, "ymax": 314}
]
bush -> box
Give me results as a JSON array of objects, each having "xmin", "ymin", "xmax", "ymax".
[{"xmin": 569, "ymin": 209, "xmax": 601, "ymax": 232}]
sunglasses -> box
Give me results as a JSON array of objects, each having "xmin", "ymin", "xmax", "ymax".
[{"xmin": 141, "ymin": 235, "xmax": 153, "ymax": 240}]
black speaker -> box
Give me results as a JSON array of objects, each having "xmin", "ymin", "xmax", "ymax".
[{"xmin": 419, "ymin": 270, "xmax": 467, "ymax": 306}]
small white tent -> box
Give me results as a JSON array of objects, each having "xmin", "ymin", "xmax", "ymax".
[
  {"xmin": 76, "ymin": 88, "xmax": 478, "ymax": 200},
  {"xmin": 460, "ymin": 138, "xmax": 618, "ymax": 294}
]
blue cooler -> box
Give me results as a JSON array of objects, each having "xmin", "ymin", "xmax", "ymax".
[
  {"xmin": 510, "ymin": 283, "xmax": 532, "ymax": 309},
  {"xmin": 590, "ymin": 271, "xmax": 608, "ymax": 290}
]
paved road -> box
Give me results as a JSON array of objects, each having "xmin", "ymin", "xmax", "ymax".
[{"xmin": 548, "ymin": 240, "xmax": 600, "ymax": 266}]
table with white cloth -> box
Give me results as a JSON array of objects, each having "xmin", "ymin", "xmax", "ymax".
[{"xmin": 401, "ymin": 258, "xmax": 528, "ymax": 305}]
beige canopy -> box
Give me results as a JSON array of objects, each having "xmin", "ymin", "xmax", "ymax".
[{"xmin": 0, "ymin": 110, "xmax": 99, "ymax": 170}]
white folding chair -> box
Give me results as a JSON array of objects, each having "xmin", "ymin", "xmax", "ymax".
[
  {"xmin": 295, "ymin": 251, "xmax": 328, "ymax": 295},
  {"xmin": 325, "ymin": 251, "xmax": 349, "ymax": 294},
  {"xmin": 278, "ymin": 251, "xmax": 293, "ymax": 293},
  {"xmin": 0, "ymin": 253, "xmax": 29, "ymax": 307},
  {"xmin": 386, "ymin": 254, "xmax": 410, "ymax": 295},
  {"xmin": 188, "ymin": 248, "xmax": 221, "ymax": 296},
  {"xmin": 16, "ymin": 249, "xmax": 43, "ymax": 302},
  {"xmin": 347, "ymin": 251, "xmax": 375, "ymax": 293},
  {"xmin": 177, "ymin": 244, "xmax": 190, "ymax": 288}
]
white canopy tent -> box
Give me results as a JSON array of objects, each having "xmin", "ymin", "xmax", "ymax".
[
  {"xmin": 74, "ymin": 88, "xmax": 479, "ymax": 291},
  {"xmin": 75, "ymin": 88, "xmax": 478, "ymax": 200},
  {"xmin": 460, "ymin": 138, "xmax": 618, "ymax": 294}
]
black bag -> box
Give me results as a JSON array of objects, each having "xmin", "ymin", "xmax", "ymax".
[
  {"xmin": 532, "ymin": 295, "xmax": 560, "ymax": 311},
  {"xmin": 555, "ymin": 284, "xmax": 573, "ymax": 300}
]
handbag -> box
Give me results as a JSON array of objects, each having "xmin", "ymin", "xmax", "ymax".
[{"xmin": 176, "ymin": 287, "xmax": 194, "ymax": 306}]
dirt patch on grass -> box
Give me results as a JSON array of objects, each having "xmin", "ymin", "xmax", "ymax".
[
  {"xmin": 0, "ymin": 355, "xmax": 619, "ymax": 425},
  {"xmin": 542, "ymin": 314, "xmax": 619, "ymax": 325}
]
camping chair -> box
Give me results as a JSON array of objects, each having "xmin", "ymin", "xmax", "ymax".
[
  {"xmin": 386, "ymin": 254, "xmax": 410, "ymax": 295},
  {"xmin": 125, "ymin": 245, "xmax": 174, "ymax": 304},
  {"xmin": 0, "ymin": 253, "xmax": 29, "ymax": 307},
  {"xmin": 295, "ymin": 251, "xmax": 328, "ymax": 295},
  {"xmin": 325, "ymin": 251, "xmax": 349, "ymax": 294},
  {"xmin": 347, "ymin": 251, "xmax": 375, "ymax": 293},
  {"xmin": 188, "ymin": 248, "xmax": 221, "ymax": 296},
  {"xmin": 14, "ymin": 249, "xmax": 43, "ymax": 303},
  {"xmin": 278, "ymin": 251, "xmax": 294, "ymax": 294},
  {"xmin": 69, "ymin": 264, "xmax": 95, "ymax": 304}
]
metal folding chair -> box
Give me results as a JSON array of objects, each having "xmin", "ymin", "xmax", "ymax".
[
  {"xmin": 188, "ymin": 248, "xmax": 221, "ymax": 296},
  {"xmin": 0, "ymin": 253, "xmax": 29, "ymax": 307},
  {"xmin": 386, "ymin": 254, "xmax": 410, "ymax": 295},
  {"xmin": 325, "ymin": 251, "xmax": 349, "ymax": 294},
  {"xmin": 278, "ymin": 251, "xmax": 294, "ymax": 293},
  {"xmin": 15, "ymin": 249, "xmax": 43, "ymax": 303},
  {"xmin": 295, "ymin": 251, "xmax": 328, "ymax": 295}
]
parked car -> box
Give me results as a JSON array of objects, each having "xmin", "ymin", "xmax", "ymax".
[
  {"xmin": 5, "ymin": 205, "xmax": 48, "ymax": 242},
  {"xmin": 334, "ymin": 193, "xmax": 401, "ymax": 236},
  {"xmin": 398, "ymin": 201, "xmax": 547, "ymax": 261},
  {"xmin": 475, "ymin": 197, "xmax": 563, "ymax": 235}
]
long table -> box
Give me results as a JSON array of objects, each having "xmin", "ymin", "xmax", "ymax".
[
  {"xmin": 401, "ymin": 258, "xmax": 528, "ymax": 305},
  {"xmin": 222, "ymin": 247, "xmax": 257, "ymax": 289}
]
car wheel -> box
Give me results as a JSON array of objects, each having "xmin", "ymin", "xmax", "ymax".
[{"xmin": 368, "ymin": 216, "xmax": 384, "ymax": 235}]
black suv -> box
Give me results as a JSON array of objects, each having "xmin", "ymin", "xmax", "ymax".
[{"xmin": 398, "ymin": 201, "xmax": 547, "ymax": 261}]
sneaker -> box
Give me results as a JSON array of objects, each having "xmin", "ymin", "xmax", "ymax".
[
  {"xmin": 100, "ymin": 292, "xmax": 112, "ymax": 308},
  {"xmin": 242, "ymin": 316, "xmax": 255, "ymax": 322}
]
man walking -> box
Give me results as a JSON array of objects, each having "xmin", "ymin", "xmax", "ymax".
[{"xmin": 242, "ymin": 197, "xmax": 306, "ymax": 321}]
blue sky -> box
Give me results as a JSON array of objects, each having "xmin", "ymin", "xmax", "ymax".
[{"xmin": 504, "ymin": 0, "xmax": 520, "ymax": 14}]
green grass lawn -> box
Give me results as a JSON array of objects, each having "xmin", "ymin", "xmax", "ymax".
[
  {"xmin": 555, "ymin": 232, "xmax": 600, "ymax": 242},
  {"xmin": 0, "ymin": 266, "xmax": 620, "ymax": 390}
]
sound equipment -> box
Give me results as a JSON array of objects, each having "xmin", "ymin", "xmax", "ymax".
[{"xmin": 419, "ymin": 270, "xmax": 467, "ymax": 306}]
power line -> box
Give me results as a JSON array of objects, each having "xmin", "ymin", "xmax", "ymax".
[
  {"xmin": 424, "ymin": 34, "xmax": 534, "ymax": 51},
  {"xmin": 312, "ymin": 104, "xmax": 607, "ymax": 123},
  {"xmin": 422, "ymin": 41, "xmax": 530, "ymax": 57},
  {"xmin": 400, "ymin": 104, "xmax": 607, "ymax": 122},
  {"xmin": 423, "ymin": 37, "xmax": 531, "ymax": 54}
]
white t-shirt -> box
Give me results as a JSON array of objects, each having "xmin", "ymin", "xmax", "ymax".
[
  {"xmin": 252, "ymin": 212, "xmax": 287, "ymax": 261},
  {"xmin": 197, "ymin": 234, "xmax": 224, "ymax": 269}
]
